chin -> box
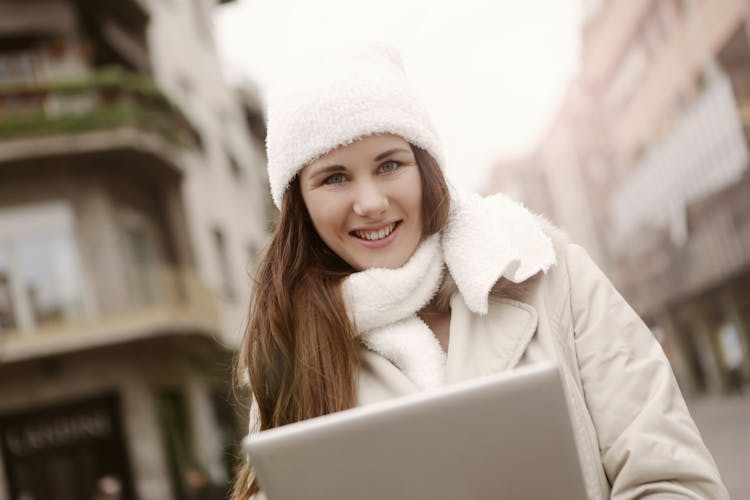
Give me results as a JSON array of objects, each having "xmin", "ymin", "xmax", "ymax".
[{"xmin": 356, "ymin": 254, "xmax": 410, "ymax": 271}]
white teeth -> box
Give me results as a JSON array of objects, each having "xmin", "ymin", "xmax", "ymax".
[{"xmin": 355, "ymin": 223, "xmax": 396, "ymax": 241}]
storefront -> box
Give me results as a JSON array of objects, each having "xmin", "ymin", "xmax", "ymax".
[
  {"xmin": 0, "ymin": 336, "xmax": 241, "ymax": 500},
  {"xmin": 0, "ymin": 393, "xmax": 135, "ymax": 500}
]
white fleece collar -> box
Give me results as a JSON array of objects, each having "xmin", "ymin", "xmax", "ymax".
[
  {"xmin": 342, "ymin": 191, "xmax": 556, "ymax": 390},
  {"xmin": 443, "ymin": 191, "xmax": 556, "ymax": 314}
]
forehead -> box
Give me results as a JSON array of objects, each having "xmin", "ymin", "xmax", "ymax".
[{"xmin": 307, "ymin": 134, "xmax": 412, "ymax": 168}]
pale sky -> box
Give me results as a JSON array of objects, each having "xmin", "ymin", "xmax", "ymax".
[{"xmin": 214, "ymin": 0, "xmax": 582, "ymax": 191}]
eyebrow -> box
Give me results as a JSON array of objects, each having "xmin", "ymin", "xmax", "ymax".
[{"xmin": 374, "ymin": 147, "xmax": 411, "ymax": 161}]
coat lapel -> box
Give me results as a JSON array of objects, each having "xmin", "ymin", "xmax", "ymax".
[
  {"xmin": 357, "ymin": 349, "xmax": 422, "ymax": 405},
  {"xmin": 445, "ymin": 293, "xmax": 538, "ymax": 383}
]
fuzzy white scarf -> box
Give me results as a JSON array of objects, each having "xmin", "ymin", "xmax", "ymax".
[{"xmin": 341, "ymin": 191, "xmax": 557, "ymax": 390}]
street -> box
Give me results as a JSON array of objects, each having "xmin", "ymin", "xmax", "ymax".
[{"xmin": 687, "ymin": 395, "xmax": 750, "ymax": 499}]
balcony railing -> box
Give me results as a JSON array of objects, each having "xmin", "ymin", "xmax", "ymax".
[
  {"xmin": 0, "ymin": 67, "xmax": 196, "ymax": 148},
  {"xmin": 0, "ymin": 265, "xmax": 220, "ymax": 364},
  {"xmin": 615, "ymin": 184, "xmax": 750, "ymax": 317},
  {"xmin": 610, "ymin": 72, "xmax": 749, "ymax": 247}
]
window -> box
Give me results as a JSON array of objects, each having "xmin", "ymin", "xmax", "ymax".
[
  {"xmin": 637, "ymin": 2, "xmax": 669, "ymax": 59},
  {"xmin": 0, "ymin": 202, "xmax": 86, "ymax": 333},
  {"xmin": 212, "ymin": 227, "xmax": 235, "ymax": 299},
  {"xmin": 226, "ymin": 151, "xmax": 244, "ymax": 181},
  {"xmin": 175, "ymin": 72, "xmax": 194, "ymax": 97},
  {"xmin": 582, "ymin": 0, "xmax": 608, "ymax": 23},
  {"xmin": 245, "ymin": 241, "xmax": 260, "ymax": 278},
  {"xmin": 210, "ymin": 390, "xmax": 243, "ymax": 481},
  {"xmin": 0, "ymin": 51, "xmax": 37, "ymax": 87},
  {"xmin": 670, "ymin": 0, "xmax": 687, "ymax": 19},
  {"xmin": 0, "ymin": 246, "xmax": 15, "ymax": 331},
  {"xmin": 155, "ymin": 390, "xmax": 193, "ymax": 500},
  {"xmin": 604, "ymin": 44, "xmax": 647, "ymax": 111},
  {"xmin": 0, "ymin": 51, "xmax": 40, "ymax": 114},
  {"xmin": 191, "ymin": 0, "xmax": 212, "ymax": 43},
  {"xmin": 17, "ymin": 233, "xmax": 81, "ymax": 323},
  {"xmin": 122, "ymin": 220, "xmax": 161, "ymax": 308},
  {"xmin": 718, "ymin": 321, "xmax": 745, "ymax": 371}
]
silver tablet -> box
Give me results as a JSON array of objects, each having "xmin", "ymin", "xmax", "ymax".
[{"xmin": 245, "ymin": 362, "xmax": 588, "ymax": 500}]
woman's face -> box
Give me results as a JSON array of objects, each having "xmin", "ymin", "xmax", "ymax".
[{"xmin": 299, "ymin": 134, "xmax": 423, "ymax": 271}]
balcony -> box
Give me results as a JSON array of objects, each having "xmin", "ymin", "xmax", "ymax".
[
  {"xmin": 611, "ymin": 72, "xmax": 749, "ymax": 247},
  {"xmin": 609, "ymin": 72, "xmax": 750, "ymax": 316},
  {"xmin": 616, "ymin": 182, "xmax": 750, "ymax": 318},
  {"xmin": 0, "ymin": 0, "xmax": 150, "ymax": 71},
  {"xmin": 0, "ymin": 67, "xmax": 198, "ymax": 172},
  {"xmin": 0, "ymin": 265, "xmax": 220, "ymax": 364},
  {"xmin": 0, "ymin": 1, "xmax": 77, "ymax": 38}
]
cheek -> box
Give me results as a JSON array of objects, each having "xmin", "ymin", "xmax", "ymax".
[
  {"xmin": 401, "ymin": 174, "xmax": 423, "ymax": 222},
  {"xmin": 304, "ymin": 193, "xmax": 348, "ymax": 237},
  {"xmin": 409, "ymin": 179, "xmax": 424, "ymax": 235}
]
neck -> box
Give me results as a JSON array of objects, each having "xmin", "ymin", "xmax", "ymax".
[
  {"xmin": 418, "ymin": 297, "xmax": 452, "ymax": 353},
  {"xmin": 418, "ymin": 296, "xmax": 449, "ymax": 316}
]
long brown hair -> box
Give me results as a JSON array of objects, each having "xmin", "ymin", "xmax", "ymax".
[{"xmin": 232, "ymin": 145, "xmax": 450, "ymax": 498}]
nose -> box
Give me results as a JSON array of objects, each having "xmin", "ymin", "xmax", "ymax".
[{"xmin": 352, "ymin": 181, "xmax": 389, "ymax": 217}]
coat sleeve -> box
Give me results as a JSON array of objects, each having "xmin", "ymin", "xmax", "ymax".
[{"xmin": 565, "ymin": 243, "xmax": 728, "ymax": 499}]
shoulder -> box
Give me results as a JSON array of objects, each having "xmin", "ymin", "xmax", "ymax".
[
  {"xmin": 535, "ymin": 213, "xmax": 572, "ymax": 248},
  {"xmin": 530, "ymin": 215, "xmax": 604, "ymax": 297},
  {"xmin": 491, "ymin": 214, "xmax": 613, "ymax": 329}
]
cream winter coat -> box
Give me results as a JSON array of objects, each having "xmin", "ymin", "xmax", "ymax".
[
  {"xmin": 356, "ymin": 228, "xmax": 728, "ymax": 499},
  {"xmin": 246, "ymin": 193, "xmax": 727, "ymax": 499}
]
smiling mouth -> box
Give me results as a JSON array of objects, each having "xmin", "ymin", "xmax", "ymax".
[{"xmin": 352, "ymin": 222, "xmax": 399, "ymax": 241}]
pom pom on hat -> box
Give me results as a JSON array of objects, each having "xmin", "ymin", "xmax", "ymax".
[{"xmin": 264, "ymin": 43, "xmax": 444, "ymax": 209}]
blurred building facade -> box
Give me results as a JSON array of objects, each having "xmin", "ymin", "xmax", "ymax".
[
  {"xmin": 0, "ymin": 1, "xmax": 268, "ymax": 499},
  {"xmin": 488, "ymin": 0, "xmax": 750, "ymax": 396}
]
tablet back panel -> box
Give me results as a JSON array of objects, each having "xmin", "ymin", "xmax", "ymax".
[{"xmin": 246, "ymin": 363, "xmax": 588, "ymax": 500}]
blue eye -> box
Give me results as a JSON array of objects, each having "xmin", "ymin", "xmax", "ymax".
[
  {"xmin": 323, "ymin": 173, "xmax": 346, "ymax": 185},
  {"xmin": 379, "ymin": 161, "xmax": 400, "ymax": 173}
]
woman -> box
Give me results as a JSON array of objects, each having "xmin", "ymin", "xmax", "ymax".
[{"xmin": 233, "ymin": 45, "xmax": 727, "ymax": 499}]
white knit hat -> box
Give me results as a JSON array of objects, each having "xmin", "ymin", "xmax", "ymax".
[{"xmin": 264, "ymin": 43, "xmax": 444, "ymax": 209}]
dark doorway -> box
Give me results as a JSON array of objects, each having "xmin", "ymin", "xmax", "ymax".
[
  {"xmin": 681, "ymin": 324, "xmax": 709, "ymax": 394},
  {"xmin": 0, "ymin": 392, "xmax": 136, "ymax": 500}
]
